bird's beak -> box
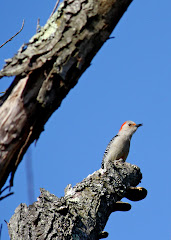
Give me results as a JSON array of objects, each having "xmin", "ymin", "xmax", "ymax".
[{"xmin": 135, "ymin": 123, "xmax": 143, "ymax": 128}]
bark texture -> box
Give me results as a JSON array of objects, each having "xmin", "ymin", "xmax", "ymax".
[
  {"xmin": 8, "ymin": 161, "xmax": 146, "ymax": 240},
  {"xmin": 0, "ymin": 0, "xmax": 133, "ymax": 191}
]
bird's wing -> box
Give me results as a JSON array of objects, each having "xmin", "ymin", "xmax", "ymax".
[{"xmin": 101, "ymin": 134, "xmax": 118, "ymax": 169}]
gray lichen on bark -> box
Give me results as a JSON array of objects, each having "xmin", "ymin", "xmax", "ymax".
[{"xmin": 8, "ymin": 161, "xmax": 144, "ymax": 239}]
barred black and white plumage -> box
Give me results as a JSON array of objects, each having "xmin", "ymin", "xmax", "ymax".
[{"xmin": 101, "ymin": 135, "xmax": 118, "ymax": 169}]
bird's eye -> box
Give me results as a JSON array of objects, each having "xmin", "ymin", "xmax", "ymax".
[{"xmin": 128, "ymin": 123, "xmax": 132, "ymax": 126}]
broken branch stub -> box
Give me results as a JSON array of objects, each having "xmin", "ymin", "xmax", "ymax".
[{"xmin": 8, "ymin": 161, "xmax": 146, "ymax": 239}]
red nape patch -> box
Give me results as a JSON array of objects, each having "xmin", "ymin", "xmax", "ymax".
[{"xmin": 119, "ymin": 121, "xmax": 127, "ymax": 132}]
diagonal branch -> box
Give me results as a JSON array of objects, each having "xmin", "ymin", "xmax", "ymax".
[
  {"xmin": 49, "ymin": 0, "xmax": 60, "ymax": 18},
  {"xmin": 0, "ymin": 20, "xmax": 25, "ymax": 48},
  {"xmin": 0, "ymin": 0, "xmax": 133, "ymax": 191}
]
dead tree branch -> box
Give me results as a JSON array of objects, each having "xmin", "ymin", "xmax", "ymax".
[
  {"xmin": 7, "ymin": 161, "xmax": 147, "ymax": 239},
  {"xmin": 0, "ymin": 20, "xmax": 25, "ymax": 48},
  {"xmin": 0, "ymin": 0, "xmax": 133, "ymax": 191},
  {"xmin": 49, "ymin": 0, "xmax": 60, "ymax": 18}
]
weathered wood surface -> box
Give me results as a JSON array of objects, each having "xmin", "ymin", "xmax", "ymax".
[
  {"xmin": 8, "ymin": 161, "xmax": 147, "ymax": 239},
  {"xmin": 0, "ymin": 0, "xmax": 133, "ymax": 191}
]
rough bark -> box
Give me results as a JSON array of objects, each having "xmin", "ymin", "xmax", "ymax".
[
  {"xmin": 0, "ymin": 0, "xmax": 133, "ymax": 191},
  {"xmin": 8, "ymin": 160, "xmax": 147, "ymax": 239}
]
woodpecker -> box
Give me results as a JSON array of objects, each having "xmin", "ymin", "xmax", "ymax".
[{"xmin": 101, "ymin": 120, "xmax": 142, "ymax": 169}]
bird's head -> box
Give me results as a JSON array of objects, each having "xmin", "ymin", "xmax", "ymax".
[{"xmin": 119, "ymin": 120, "xmax": 143, "ymax": 137}]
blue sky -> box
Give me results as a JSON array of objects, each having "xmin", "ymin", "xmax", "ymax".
[{"xmin": 0, "ymin": 0, "xmax": 171, "ymax": 239}]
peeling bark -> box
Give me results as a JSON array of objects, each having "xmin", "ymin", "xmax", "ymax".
[
  {"xmin": 8, "ymin": 161, "xmax": 147, "ymax": 239},
  {"xmin": 0, "ymin": 0, "xmax": 133, "ymax": 191}
]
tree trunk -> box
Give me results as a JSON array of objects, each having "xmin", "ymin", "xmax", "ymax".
[
  {"xmin": 0, "ymin": 0, "xmax": 133, "ymax": 191},
  {"xmin": 8, "ymin": 160, "xmax": 147, "ymax": 239}
]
